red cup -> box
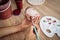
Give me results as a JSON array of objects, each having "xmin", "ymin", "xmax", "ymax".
[{"xmin": 0, "ymin": 0, "xmax": 12, "ymax": 20}]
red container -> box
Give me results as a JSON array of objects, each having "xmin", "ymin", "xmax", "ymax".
[
  {"xmin": 15, "ymin": 0, "xmax": 23, "ymax": 11},
  {"xmin": 0, "ymin": 0, "xmax": 12, "ymax": 20}
]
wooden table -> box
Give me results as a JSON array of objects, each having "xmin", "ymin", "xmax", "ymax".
[
  {"xmin": 0, "ymin": 0, "xmax": 60, "ymax": 40},
  {"xmin": 0, "ymin": 0, "xmax": 25, "ymax": 27}
]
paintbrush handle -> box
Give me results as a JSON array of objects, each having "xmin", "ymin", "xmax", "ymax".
[{"xmin": 33, "ymin": 26, "xmax": 41, "ymax": 40}]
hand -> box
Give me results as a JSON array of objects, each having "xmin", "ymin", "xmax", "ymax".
[
  {"xmin": 32, "ymin": 16, "xmax": 40, "ymax": 29},
  {"xmin": 21, "ymin": 18, "xmax": 32, "ymax": 27},
  {"xmin": 20, "ymin": 14, "xmax": 32, "ymax": 30},
  {"xmin": 25, "ymin": 14, "xmax": 32, "ymax": 21},
  {"xmin": 32, "ymin": 16, "xmax": 40, "ymax": 25}
]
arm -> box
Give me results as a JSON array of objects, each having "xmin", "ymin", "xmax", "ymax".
[
  {"xmin": 0, "ymin": 18, "xmax": 32, "ymax": 37},
  {"xmin": 0, "ymin": 24, "xmax": 22, "ymax": 37}
]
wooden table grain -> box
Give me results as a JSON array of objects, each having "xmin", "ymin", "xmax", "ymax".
[
  {"xmin": 0, "ymin": 0, "xmax": 60, "ymax": 40},
  {"xmin": 0, "ymin": 0, "xmax": 25, "ymax": 27}
]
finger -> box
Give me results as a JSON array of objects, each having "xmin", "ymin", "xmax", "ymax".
[
  {"xmin": 25, "ymin": 14, "xmax": 28, "ymax": 18},
  {"xmin": 36, "ymin": 16, "xmax": 40, "ymax": 22},
  {"xmin": 32, "ymin": 17, "xmax": 35, "ymax": 22},
  {"xmin": 33, "ymin": 17, "xmax": 37, "ymax": 24},
  {"xmin": 26, "ymin": 14, "xmax": 31, "ymax": 20},
  {"xmin": 34, "ymin": 17, "xmax": 37, "ymax": 22},
  {"xmin": 25, "ymin": 14, "xmax": 28, "ymax": 17},
  {"xmin": 37, "ymin": 16, "xmax": 40, "ymax": 20},
  {"xmin": 35, "ymin": 17, "xmax": 38, "ymax": 22},
  {"xmin": 36, "ymin": 16, "xmax": 38, "ymax": 20},
  {"xmin": 32, "ymin": 19, "xmax": 35, "ymax": 23},
  {"xmin": 38, "ymin": 16, "xmax": 40, "ymax": 20},
  {"xmin": 30, "ymin": 16, "xmax": 33, "ymax": 21},
  {"xmin": 26, "ymin": 14, "xmax": 30, "ymax": 17},
  {"xmin": 33, "ymin": 16, "xmax": 38, "ymax": 23}
]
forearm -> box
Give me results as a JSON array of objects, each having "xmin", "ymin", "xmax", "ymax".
[
  {"xmin": 0, "ymin": 24, "xmax": 22, "ymax": 37},
  {"xmin": 0, "ymin": 18, "xmax": 32, "ymax": 37}
]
